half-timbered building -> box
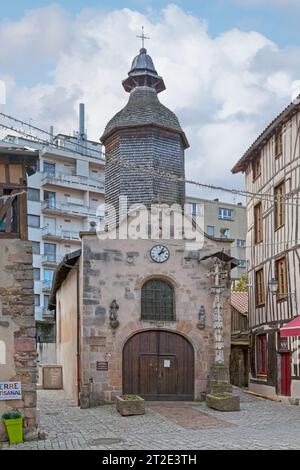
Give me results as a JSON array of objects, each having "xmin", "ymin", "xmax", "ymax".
[{"xmin": 232, "ymin": 98, "xmax": 300, "ymax": 400}]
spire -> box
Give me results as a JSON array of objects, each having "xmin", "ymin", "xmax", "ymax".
[{"xmin": 122, "ymin": 33, "xmax": 166, "ymax": 94}]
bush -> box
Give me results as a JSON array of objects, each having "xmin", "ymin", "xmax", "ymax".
[{"xmin": 2, "ymin": 411, "xmax": 22, "ymax": 420}]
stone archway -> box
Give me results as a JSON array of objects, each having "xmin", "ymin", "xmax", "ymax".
[{"xmin": 123, "ymin": 330, "xmax": 194, "ymax": 400}]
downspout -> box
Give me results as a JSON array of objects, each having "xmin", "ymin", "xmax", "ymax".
[{"xmin": 76, "ymin": 261, "xmax": 81, "ymax": 406}]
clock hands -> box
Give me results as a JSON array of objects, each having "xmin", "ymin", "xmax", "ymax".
[{"xmin": 158, "ymin": 247, "xmax": 166, "ymax": 256}]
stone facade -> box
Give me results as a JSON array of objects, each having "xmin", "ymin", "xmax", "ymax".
[
  {"xmin": 0, "ymin": 240, "xmax": 38, "ymax": 441},
  {"xmin": 55, "ymin": 233, "xmax": 232, "ymax": 405}
]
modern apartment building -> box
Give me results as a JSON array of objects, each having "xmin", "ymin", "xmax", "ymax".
[
  {"xmin": 0, "ymin": 105, "xmax": 105, "ymax": 325},
  {"xmin": 186, "ymin": 196, "xmax": 247, "ymax": 282}
]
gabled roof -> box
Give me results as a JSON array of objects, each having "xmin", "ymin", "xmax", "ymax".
[
  {"xmin": 231, "ymin": 291, "xmax": 248, "ymax": 315},
  {"xmin": 231, "ymin": 97, "xmax": 300, "ymax": 174},
  {"xmin": 49, "ymin": 249, "xmax": 81, "ymax": 309}
]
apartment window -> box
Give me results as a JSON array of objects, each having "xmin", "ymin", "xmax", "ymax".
[
  {"xmin": 44, "ymin": 243, "xmax": 56, "ymax": 263},
  {"xmin": 207, "ymin": 225, "xmax": 215, "ymax": 237},
  {"xmin": 44, "ymin": 295, "xmax": 50, "ymax": 309},
  {"xmin": 189, "ymin": 203, "xmax": 198, "ymax": 216},
  {"xmin": 276, "ymin": 257, "xmax": 287, "ymax": 301},
  {"xmin": 220, "ymin": 228, "xmax": 230, "ymax": 239},
  {"xmin": 28, "ymin": 215, "xmax": 40, "ymax": 228},
  {"xmin": 28, "ymin": 188, "xmax": 40, "ymax": 202},
  {"xmin": 255, "ymin": 269, "xmax": 265, "ymax": 307},
  {"xmin": 33, "ymin": 268, "xmax": 40, "ymax": 281},
  {"xmin": 275, "ymin": 129, "xmax": 283, "ymax": 159},
  {"xmin": 275, "ymin": 182, "xmax": 285, "ymax": 230},
  {"xmin": 34, "ymin": 295, "xmax": 40, "ymax": 307},
  {"xmin": 218, "ymin": 208, "xmax": 233, "ymax": 220},
  {"xmin": 32, "ymin": 241, "xmax": 40, "ymax": 255},
  {"xmin": 43, "ymin": 162, "xmax": 55, "ymax": 175},
  {"xmin": 257, "ymin": 335, "xmax": 267, "ymax": 375},
  {"xmin": 252, "ymin": 156, "xmax": 261, "ymax": 181},
  {"xmin": 254, "ymin": 202, "xmax": 263, "ymax": 244},
  {"xmin": 64, "ymin": 219, "xmax": 71, "ymax": 223},
  {"xmin": 44, "ymin": 191, "xmax": 56, "ymax": 208},
  {"xmin": 238, "ymin": 260, "xmax": 246, "ymax": 268},
  {"xmin": 237, "ymin": 239, "xmax": 246, "ymax": 247}
]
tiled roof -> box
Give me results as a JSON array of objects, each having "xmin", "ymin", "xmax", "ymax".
[
  {"xmin": 231, "ymin": 291, "xmax": 248, "ymax": 315},
  {"xmin": 101, "ymin": 86, "xmax": 188, "ymax": 147},
  {"xmin": 231, "ymin": 97, "xmax": 300, "ymax": 174}
]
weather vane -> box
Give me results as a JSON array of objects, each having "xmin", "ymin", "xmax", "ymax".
[{"xmin": 137, "ymin": 26, "xmax": 150, "ymax": 49}]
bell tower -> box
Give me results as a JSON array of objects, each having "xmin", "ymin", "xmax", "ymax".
[{"xmin": 101, "ymin": 37, "xmax": 189, "ymax": 219}]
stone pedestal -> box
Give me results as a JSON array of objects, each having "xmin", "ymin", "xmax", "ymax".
[{"xmin": 206, "ymin": 363, "xmax": 233, "ymax": 395}]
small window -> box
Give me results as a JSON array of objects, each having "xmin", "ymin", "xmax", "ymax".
[
  {"xmin": 254, "ymin": 202, "xmax": 263, "ymax": 244},
  {"xmin": 64, "ymin": 219, "xmax": 71, "ymax": 223},
  {"xmin": 141, "ymin": 279, "xmax": 175, "ymax": 321},
  {"xmin": 218, "ymin": 208, "xmax": 234, "ymax": 220},
  {"xmin": 35, "ymin": 294, "xmax": 40, "ymax": 307},
  {"xmin": 252, "ymin": 156, "xmax": 261, "ymax": 181},
  {"xmin": 28, "ymin": 188, "xmax": 40, "ymax": 202},
  {"xmin": 189, "ymin": 203, "xmax": 198, "ymax": 216},
  {"xmin": 255, "ymin": 269, "xmax": 265, "ymax": 307},
  {"xmin": 238, "ymin": 260, "xmax": 246, "ymax": 268},
  {"xmin": 275, "ymin": 182, "xmax": 285, "ymax": 230},
  {"xmin": 207, "ymin": 225, "xmax": 215, "ymax": 237},
  {"xmin": 276, "ymin": 257, "xmax": 287, "ymax": 302},
  {"xmin": 237, "ymin": 239, "xmax": 246, "ymax": 247},
  {"xmin": 43, "ymin": 162, "xmax": 55, "ymax": 175},
  {"xmin": 32, "ymin": 241, "xmax": 40, "ymax": 255},
  {"xmin": 33, "ymin": 268, "xmax": 40, "ymax": 281},
  {"xmin": 275, "ymin": 129, "xmax": 282, "ymax": 159},
  {"xmin": 44, "ymin": 191, "xmax": 56, "ymax": 207},
  {"xmin": 257, "ymin": 335, "xmax": 267, "ymax": 375},
  {"xmin": 220, "ymin": 228, "xmax": 230, "ymax": 239},
  {"xmin": 28, "ymin": 215, "xmax": 40, "ymax": 228}
]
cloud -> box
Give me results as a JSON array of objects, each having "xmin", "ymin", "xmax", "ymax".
[{"xmin": 0, "ymin": 3, "xmax": 300, "ymax": 199}]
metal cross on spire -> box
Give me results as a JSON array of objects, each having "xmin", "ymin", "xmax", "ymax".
[{"xmin": 137, "ymin": 26, "xmax": 150, "ymax": 49}]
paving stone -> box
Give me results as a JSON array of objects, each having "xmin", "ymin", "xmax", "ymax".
[{"xmin": 2, "ymin": 388, "xmax": 300, "ymax": 450}]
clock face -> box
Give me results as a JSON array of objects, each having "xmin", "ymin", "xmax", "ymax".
[{"xmin": 150, "ymin": 245, "xmax": 170, "ymax": 263}]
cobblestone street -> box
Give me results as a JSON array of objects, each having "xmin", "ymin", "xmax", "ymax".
[{"xmin": 1, "ymin": 389, "xmax": 300, "ymax": 450}]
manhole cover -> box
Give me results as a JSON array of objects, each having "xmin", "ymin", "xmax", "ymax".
[{"xmin": 89, "ymin": 437, "xmax": 124, "ymax": 446}]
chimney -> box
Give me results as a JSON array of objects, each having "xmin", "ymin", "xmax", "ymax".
[{"xmin": 79, "ymin": 103, "xmax": 85, "ymax": 140}]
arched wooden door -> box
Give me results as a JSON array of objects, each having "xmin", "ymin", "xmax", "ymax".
[{"xmin": 123, "ymin": 330, "xmax": 194, "ymax": 400}]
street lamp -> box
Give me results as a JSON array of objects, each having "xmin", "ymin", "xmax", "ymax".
[{"xmin": 268, "ymin": 278, "xmax": 278, "ymax": 294}]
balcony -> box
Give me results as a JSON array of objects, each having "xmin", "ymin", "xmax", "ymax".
[
  {"xmin": 42, "ymin": 226, "xmax": 80, "ymax": 241},
  {"xmin": 41, "ymin": 171, "xmax": 105, "ymax": 192},
  {"xmin": 42, "ymin": 254, "xmax": 62, "ymax": 266},
  {"xmin": 41, "ymin": 200, "xmax": 98, "ymax": 218},
  {"xmin": 42, "ymin": 308, "xmax": 55, "ymax": 321}
]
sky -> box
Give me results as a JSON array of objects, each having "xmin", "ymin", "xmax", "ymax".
[{"xmin": 1, "ymin": 0, "xmax": 300, "ymax": 200}]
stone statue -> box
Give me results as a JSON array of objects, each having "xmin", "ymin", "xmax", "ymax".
[{"xmin": 109, "ymin": 300, "xmax": 120, "ymax": 329}]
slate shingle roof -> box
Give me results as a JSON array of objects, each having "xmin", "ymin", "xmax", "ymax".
[{"xmin": 101, "ymin": 86, "xmax": 188, "ymax": 146}]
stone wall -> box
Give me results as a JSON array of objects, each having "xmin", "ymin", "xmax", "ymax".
[
  {"xmin": 0, "ymin": 239, "xmax": 38, "ymax": 442},
  {"xmin": 76, "ymin": 234, "xmax": 231, "ymax": 404}
]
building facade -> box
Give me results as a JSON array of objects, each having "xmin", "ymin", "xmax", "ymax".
[
  {"xmin": 186, "ymin": 196, "xmax": 247, "ymax": 283},
  {"xmin": 50, "ymin": 46, "xmax": 235, "ymax": 406},
  {"xmin": 1, "ymin": 105, "xmax": 105, "ymax": 328},
  {"xmin": 232, "ymin": 98, "xmax": 300, "ymax": 400},
  {"xmin": 0, "ymin": 148, "xmax": 39, "ymax": 442},
  {"xmin": 230, "ymin": 292, "xmax": 249, "ymax": 388}
]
